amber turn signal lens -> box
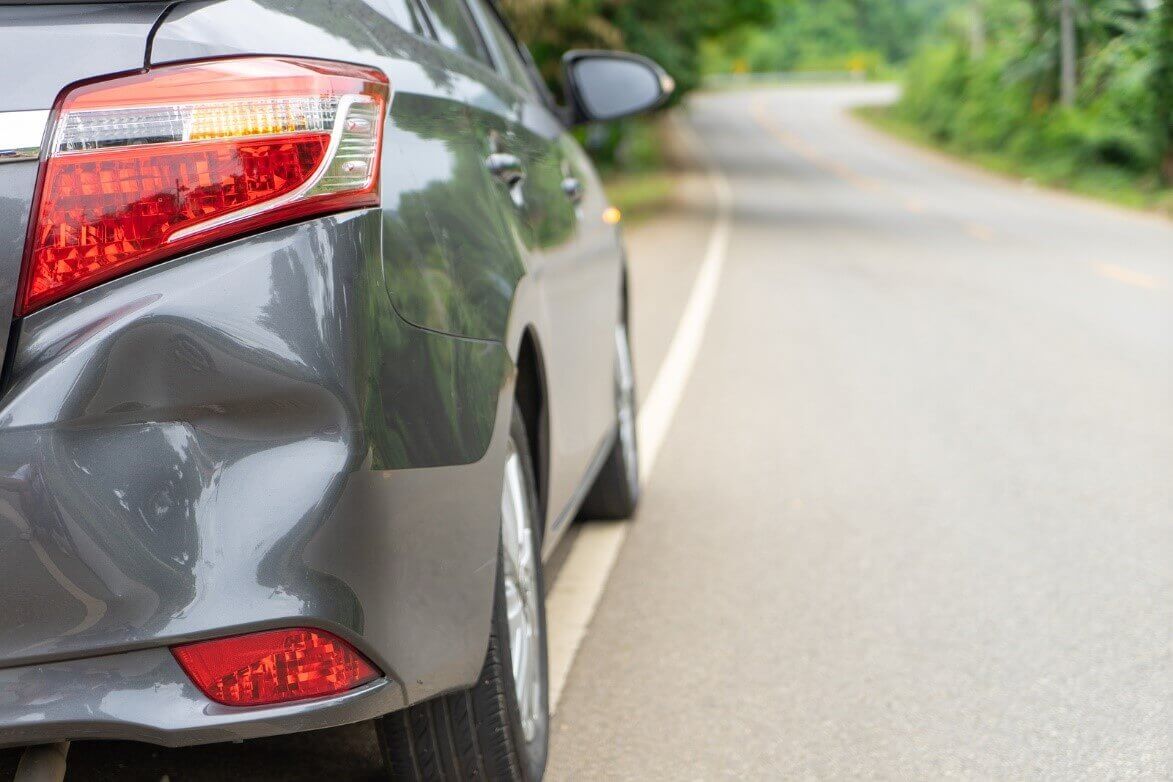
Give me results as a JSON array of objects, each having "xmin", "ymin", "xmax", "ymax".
[{"xmin": 172, "ymin": 627, "xmax": 380, "ymax": 707}]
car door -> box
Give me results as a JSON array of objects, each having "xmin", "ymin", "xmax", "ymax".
[
  {"xmin": 374, "ymin": 0, "xmax": 525, "ymax": 343},
  {"xmin": 462, "ymin": 0, "xmax": 622, "ymax": 533}
]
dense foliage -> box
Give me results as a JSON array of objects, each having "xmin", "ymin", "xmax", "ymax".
[
  {"xmin": 897, "ymin": 0, "xmax": 1172, "ymax": 191},
  {"xmin": 1156, "ymin": 0, "xmax": 1173, "ymax": 179},
  {"xmin": 702, "ymin": 0, "xmax": 951, "ymax": 76}
]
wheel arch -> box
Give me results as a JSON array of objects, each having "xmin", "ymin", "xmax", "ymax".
[
  {"xmin": 620, "ymin": 251, "xmax": 631, "ymax": 327},
  {"xmin": 514, "ymin": 327, "xmax": 550, "ymax": 533}
]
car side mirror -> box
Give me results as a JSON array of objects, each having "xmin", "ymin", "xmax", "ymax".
[{"xmin": 562, "ymin": 50, "xmax": 675, "ymax": 125}]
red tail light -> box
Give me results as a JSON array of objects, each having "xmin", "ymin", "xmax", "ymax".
[
  {"xmin": 172, "ymin": 627, "xmax": 380, "ymax": 707},
  {"xmin": 19, "ymin": 57, "xmax": 390, "ymax": 315}
]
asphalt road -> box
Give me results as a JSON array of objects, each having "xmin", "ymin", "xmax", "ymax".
[
  {"xmin": 548, "ymin": 85, "xmax": 1172, "ymax": 779},
  {"xmin": 21, "ymin": 84, "xmax": 1170, "ymax": 780}
]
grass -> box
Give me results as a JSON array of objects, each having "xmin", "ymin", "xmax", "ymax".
[
  {"xmin": 854, "ymin": 105, "xmax": 1173, "ymax": 217},
  {"xmin": 600, "ymin": 171, "xmax": 677, "ymax": 225},
  {"xmin": 594, "ymin": 115, "xmax": 679, "ymax": 225}
]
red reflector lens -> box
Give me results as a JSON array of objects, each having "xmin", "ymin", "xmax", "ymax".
[
  {"xmin": 172, "ymin": 628, "xmax": 380, "ymax": 707},
  {"xmin": 19, "ymin": 57, "xmax": 389, "ymax": 315}
]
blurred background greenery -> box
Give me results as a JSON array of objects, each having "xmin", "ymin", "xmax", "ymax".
[{"xmin": 498, "ymin": 0, "xmax": 1172, "ymax": 214}]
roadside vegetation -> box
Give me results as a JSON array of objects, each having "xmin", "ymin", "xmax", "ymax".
[
  {"xmin": 882, "ymin": 0, "xmax": 1173, "ymax": 213},
  {"xmin": 700, "ymin": 0, "xmax": 1172, "ymax": 214},
  {"xmin": 701, "ymin": 0, "xmax": 950, "ymax": 78},
  {"xmin": 582, "ymin": 119, "xmax": 677, "ymax": 221}
]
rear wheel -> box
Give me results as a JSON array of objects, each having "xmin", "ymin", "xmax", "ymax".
[
  {"xmin": 579, "ymin": 321, "xmax": 640, "ymax": 520},
  {"xmin": 376, "ymin": 406, "xmax": 549, "ymax": 781}
]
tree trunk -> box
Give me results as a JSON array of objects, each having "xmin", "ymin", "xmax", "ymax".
[
  {"xmin": 1059, "ymin": 0, "xmax": 1077, "ymax": 106},
  {"xmin": 1158, "ymin": 0, "xmax": 1173, "ymax": 183},
  {"xmin": 969, "ymin": 1, "xmax": 986, "ymax": 58}
]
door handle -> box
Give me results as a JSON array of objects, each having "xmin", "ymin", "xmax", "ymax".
[
  {"xmin": 485, "ymin": 153, "xmax": 526, "ymax": 188},
  {"xmin": 561, "ymin": 176, "xmax": 585, "ymax": 204}
]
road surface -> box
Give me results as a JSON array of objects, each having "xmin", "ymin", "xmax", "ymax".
[
  {"xmin": 547, "ymin": 85, "xmax": 1172, "ymax": 779},
  {"xmin": 40, "ymin": 84, "xmax": 1171, "ymax": 780}
]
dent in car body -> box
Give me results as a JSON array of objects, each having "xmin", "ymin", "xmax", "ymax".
[
  {"xmin": 0, "ymin": 213, "xmax": 510, "ymax": 717},
  {"xmin": 149, "ymin": 0, "xmax": 625, "ymax": 547},
  {"xmin": 0, "ymin": 0, "xmax": 628, "ymax": 748}
]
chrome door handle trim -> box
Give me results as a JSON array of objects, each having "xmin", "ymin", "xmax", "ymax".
[
  {"xmin": 485, "ymin": 152, "xmax": 526, "ymax": 187},
  {"xmin": 561, "ymin": 177, "xmax": 584, "ymax": 204},
  {"xmin": 0, "ymin": 110, "xmax": 50, "ymax": 165}
]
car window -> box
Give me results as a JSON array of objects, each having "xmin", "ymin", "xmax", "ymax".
[
  {"xmin": 468, "ymin": 0, "xmax": 532, "ymax": 93},
  {"xmin": 418, "ymin": 0, "xmax": 492, "ymax": 66},
  {"xmin": 368, "ymin": 0, "xmax": 428, "ymax": 35}
]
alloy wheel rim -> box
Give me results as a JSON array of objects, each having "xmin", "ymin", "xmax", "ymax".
[
  {"xmin": 501, "ymin": 442, "xmax": 543, "ymax": 744},
  {"xmin": 615, "ymin": 324, "xmax": 638, "ymax": 492}
]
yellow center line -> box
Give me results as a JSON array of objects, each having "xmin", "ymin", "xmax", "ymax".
[
  {"xmin": 904, "ymin": 197, "xmax": 927, "ymax": 214},
  {"xmin": 964, "ymin": 222, "xmax": 995, "ymax": 242},
  {"xmin": 750, "ymin": 95, "xmax": 1171, "ymax": 294},
  {"xmin": 750, "ymin": 96, "xmax": 992, "ymax": 236},
  {"xmin": 750, "ymin": 96, "xmax": 883, "ymax": 193},
  {"xmin": 1094, "ymin": 263, "xmax": 1165, "ymax": 291}
]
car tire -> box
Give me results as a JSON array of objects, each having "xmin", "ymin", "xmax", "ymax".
[
  {"xmin": 376, "ymin": 404, "xmax": 549, "ymax": 782},
  {"xmin": 578, "ymin": 321, "xmax": 640, "ymax": 520}
]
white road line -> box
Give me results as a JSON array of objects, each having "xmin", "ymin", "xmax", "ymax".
[
  {"xmin": 636, "ymin": 133, "xmax": 733, "ymax": 483},
  {"xmin": 546, "ymin": 115, "xmax": 733, "ymax": 712},
  {"xmin": 544, "ymin": 521, "xmax": 630, "ymax": 712}
]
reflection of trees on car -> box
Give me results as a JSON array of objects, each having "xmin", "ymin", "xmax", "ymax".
[{"xmin": 381, "ymin": 92, "xmax": 525, "ymax": 341}]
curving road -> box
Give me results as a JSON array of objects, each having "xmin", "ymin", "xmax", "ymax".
[
  {"xmin": 547, "ymin": 84, "xmax": 1172, "ymax": 779},
  {"xmin": 36, "ymin": 84, "xmax": 1171, "ymax": 781}
]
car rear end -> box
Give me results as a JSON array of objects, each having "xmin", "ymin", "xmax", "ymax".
[{"xmin": 0, "ymin": 0, "xmax": 510, "ymax": 759}]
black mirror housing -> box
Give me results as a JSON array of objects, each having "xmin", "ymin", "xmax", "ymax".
[{"xmin": 562, "ymin": 50, "xmax": 675, "ymax": 125}]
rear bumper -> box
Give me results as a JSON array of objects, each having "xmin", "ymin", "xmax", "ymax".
[
  {"xmin": 0, "ymin": 211, "xmax": 512, "ymax": 747},
  {"xmin": 0, "ymin": 647, "xmax": 399, "ymax": 749}
]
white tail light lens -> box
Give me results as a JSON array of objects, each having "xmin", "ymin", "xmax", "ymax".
[{"xmin": 19, "ymin": 57, "xmax": 390, "ymax": 315}]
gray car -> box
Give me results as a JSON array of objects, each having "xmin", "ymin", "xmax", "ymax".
[{"xmin": 0, "ymin": 1, "xmax": 671, "ymax": 778}]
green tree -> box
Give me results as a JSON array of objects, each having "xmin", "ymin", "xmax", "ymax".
[
  {"xmin": 897, "ymin": 0, "xmax": 1166, "ymax": 199},
  {"xmin": 703, "ymin": 0, "xmax": 951, "ymax": 75},
  {"xmin": 1155, "ymin": 0, "xmax": 1173, "ymax": 181}
]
